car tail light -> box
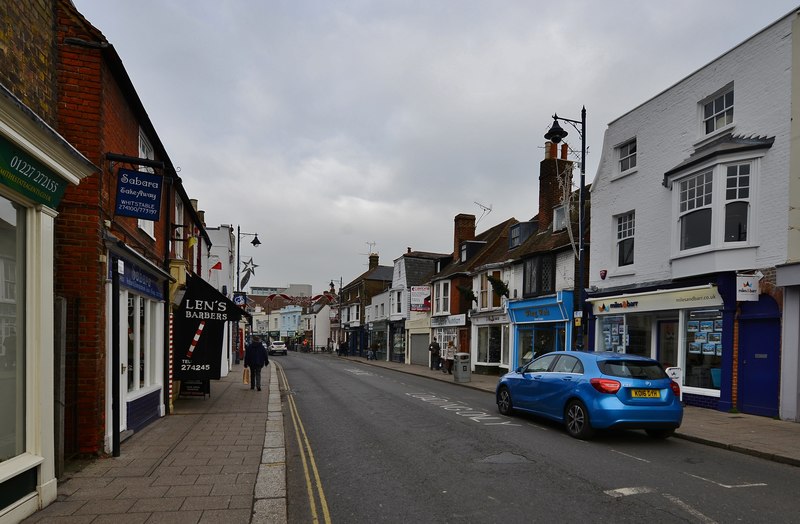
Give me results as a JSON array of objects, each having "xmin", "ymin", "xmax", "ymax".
[
  {"xmin": 590, "ymin": 378, "xmax": 621, "ymax": 394},
  {"xmin": 670, "ymin": 380, "xmax": 680, "ymax": 397}
]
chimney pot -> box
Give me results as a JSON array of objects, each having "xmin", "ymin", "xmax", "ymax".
[
  {"xmin": 546, "ymin": 141, "xmax": 557, "ymax": 159},
  {"xmin": 561, "ymin": 143, "xmax": 568, "ymax": 160}
]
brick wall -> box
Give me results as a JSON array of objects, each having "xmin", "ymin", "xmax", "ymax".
[
  {"xmin": 0, "ymin": 0, "xmax": 58, "ymax": 124},
  {"xmin": 55, "ymin": 0, "xmax": 170, "ymax": 455}
]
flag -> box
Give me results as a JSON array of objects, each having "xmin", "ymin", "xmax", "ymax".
[{"xmin": 210, "ymin": 261, "xmax": 222, "ymax": 271}]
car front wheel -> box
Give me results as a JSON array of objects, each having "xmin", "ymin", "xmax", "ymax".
[
  {"xmin": 565, "ymin": 399, "xmax": 595, "ymax": 440},
  {"xmin": 497, "ymin": 387, "xmax": 513, "ymax": 416}
]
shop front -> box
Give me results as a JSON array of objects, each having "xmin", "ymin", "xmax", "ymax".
[
  {"xmin": 470, "ymin": 311, "xmax": 510, "ymax": 375},
  {"xmin": 431, "ymin": 313, "xmax": 467, "ymax": 357},
  {"xmin": 389, "ymin": 320, "xmax": 405, "ymax": 363},
  {"xmin": 368, "ymin": 320, "xmax": 388, "ymax": 360},
  {"xmin": 588, "ymin": 282, "xmax": 737, "ymax": 411},
  {"xmin": 105, "ymin": 240, "xmax": 170, "ymax": 442},
  {"xmin": 0, "ymin": 90, "xmax": 93, "ymax": 521},
  {"xmin": 507, "ymin": 290, "xmax": 574, "ymax": 371}
]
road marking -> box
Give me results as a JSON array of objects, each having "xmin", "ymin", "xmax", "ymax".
[
  {"xmin": 685, "ymin": 473, "xmax": 767, "ymax": 489},
  {"xmin": 611, "ymin": 449, "xmax": 650, "ymax": 463},
  {"xmin": 662, "ymin": 493, "xmax": 718, "ymax": 523},
  {"xmin": 604, "ymin": 486, "xmax": 654, "ymax": 497},
  {"xmin": 345, "ymin": 368, "xmax": 374, "ymax": 376},
  {"xmin": 282, "ymin": 368, "xmax": 332, "ymax": 524},
  {"xmin": 407, "ymin": 392, "xmax": 522, "ymax": 426}
]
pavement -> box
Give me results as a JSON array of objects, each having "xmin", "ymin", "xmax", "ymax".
[{"xmin": 24, "ymin": 353, "xmax": 800, "ymax": 523}]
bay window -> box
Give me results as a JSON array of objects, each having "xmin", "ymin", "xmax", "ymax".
[{"xmin": 674, "ymin": 159, "xmax": 753, "ymax": 253}]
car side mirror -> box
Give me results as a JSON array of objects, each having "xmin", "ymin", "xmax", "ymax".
[{"xmin": 515, "ymin": 366, "xmax": 523, "ymax": 373}]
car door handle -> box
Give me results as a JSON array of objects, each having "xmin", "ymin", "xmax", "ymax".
[
  {"xmin": 561, "ymin": 376, "xmax": 573, "ymax": 381},
  {"xmin": 533, "ymin": 375, "xmax": 543, "ymax": 380}
]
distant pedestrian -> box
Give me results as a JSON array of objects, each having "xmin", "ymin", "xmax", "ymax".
[
  {"xmin": 444, "ymin": 340, "xmax": 456, "ymax": 374},
  {"xmin": 429, "ymin": 338, "xmax": 440, "ymax": 370},
  {"xmin": 244, "ymin": 335, "xmax": 269, "ymax": 391}
]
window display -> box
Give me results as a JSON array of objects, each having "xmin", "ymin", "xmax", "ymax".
[{"xmin": 684, "ymin": 309, "xmax": 722, "ymax": 389}]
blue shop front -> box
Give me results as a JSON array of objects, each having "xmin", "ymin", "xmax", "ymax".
[{"xmin": 507, "ymin": 290, "xmax": 574, "ymax": 371}]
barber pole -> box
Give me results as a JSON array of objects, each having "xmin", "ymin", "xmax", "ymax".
[{"xmin": 186, "ymin": 321, "xmax": 206, "ymax": 358}]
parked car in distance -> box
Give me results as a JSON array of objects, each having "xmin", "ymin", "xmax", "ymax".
[
  {"xmin": 268, "ymin": 340, "xmax": 287, "ymax": 356},
  {"xmin": 496, "ymin": 351, "xmax": 683, "ymax": 440}
]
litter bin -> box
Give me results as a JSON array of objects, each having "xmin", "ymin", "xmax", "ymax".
[{"xmin": 453, "ymin": 353, "xmax": 471, "ymax": 383}]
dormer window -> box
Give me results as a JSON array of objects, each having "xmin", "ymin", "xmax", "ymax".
[
  {"xmin": 460, "ymin": 243, "xmax": 467, "ymax": 262},
  {"xmin": 553, "ymin": 204, "xmax": 568, "ymax": 231},
  {"xmin": 510, "ymin": 225, "xmax": 521, "ymax": 247}
]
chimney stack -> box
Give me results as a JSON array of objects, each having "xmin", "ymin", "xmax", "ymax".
[
  {"xmin": 539, "ymin": 141, "xmax": 573, "ymax": 231},
  {"xmin": 368, "ymin": 253, "xmax": 379, "ymax": 269},
  {"xmin": 453, "ymin": 214, "xmax": 476, "ymax": 261}
]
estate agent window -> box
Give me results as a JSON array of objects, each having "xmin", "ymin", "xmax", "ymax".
[{"xmin": 684, "ymin": 309, "xmax": 722, "ymax": 390}]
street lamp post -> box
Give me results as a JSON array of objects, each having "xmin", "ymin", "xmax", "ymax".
[
  {"xmin": 236, "ymin": 225, "xmax": 261, "ymax": 293},
  {"xmin": 545, "ymin": 107, "xmax": 586, "ymax": 350}
]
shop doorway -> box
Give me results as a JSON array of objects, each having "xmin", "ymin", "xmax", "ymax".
[
  {"xmin": 657, "ymin": 320, "xmax": 678, "ymax": 369},
  {"xmin": 738, "ymin": 295, "xmax": 780, "ymax": 417}
]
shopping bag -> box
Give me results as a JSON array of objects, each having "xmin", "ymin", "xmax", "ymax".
[{"xmin": 243, "ymin": 367, "xmax": 250, "ymax": 385}]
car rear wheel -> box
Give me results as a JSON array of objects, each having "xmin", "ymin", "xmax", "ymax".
[
  {"xmin": 645, "ymin": 428, "xmax": 675, "ymax": 439},
  {"xmin": 565, "ymin": 399, "xmax": 594, "ymax": 440},
  {"xmin": 497, "ymin": 387, "xmax": 513, "ymax": 416}
]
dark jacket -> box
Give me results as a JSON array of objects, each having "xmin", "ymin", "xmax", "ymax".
[{"xmin": 245, "ymin": 340, "xmax": 269, "ymax": 368}]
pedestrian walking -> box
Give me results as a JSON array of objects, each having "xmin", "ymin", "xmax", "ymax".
[
  {"xmin": 429, "ymin": 337, "xmax": 440, "ymax": 370},
  {"xmin": 244, "ymin": 335, "xmax": 269, "ymax": 391},
  {"xmin": 444, "ymin": 340, "xmax": 456, "ymax": 374}
]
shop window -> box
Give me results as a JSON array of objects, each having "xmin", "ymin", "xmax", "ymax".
[
  {"xmin": 476, "ymin": 325, "xmax": 502, "ymax": 364},
  {"xmin": 0, "ymin": 196, "xmax": 25, "ymax": 463},
  {"xmin": 684, "ymin": 309, "xmax": 722, "ymax": 390},
  {"xmin": 126, "ymin": 292, "xmax": 159, "ymax": 392},
  {"xmin": 597, "ymin": 314, "xmax": 652, "ymax": 356},
  {"xmin": 517, "ymin": 324, "xmax": 564, "ymax": 368}
]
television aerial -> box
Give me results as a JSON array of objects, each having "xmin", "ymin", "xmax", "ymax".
[{"xmin": 474, "ymin": 201, "xmax": 492, "ymax": 226}]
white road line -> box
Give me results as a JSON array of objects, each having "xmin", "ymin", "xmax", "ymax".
[
  {"xmin": 662, "ymin": 493, "xmax": 717, "ymax": 523},
  {"xmin": 611, "ymin": 449, "xmax": 650, "ymax": 463},
  {"xmin": 604, "ymin": 486, "xmax": 655, "ymax": 497},
  {"xmin": 686, "ymin": 473, "xmax": 767, "ymax": 489}
]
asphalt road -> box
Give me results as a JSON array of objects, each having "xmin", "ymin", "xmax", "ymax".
[{"xmin": 280, "ymin": 352, "xmax": 800, "ymax": 523}]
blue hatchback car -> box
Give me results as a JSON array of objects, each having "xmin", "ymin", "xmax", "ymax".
[{"xmin": 496, "ymin": 351, "xmax": 683, "ymax": 440}]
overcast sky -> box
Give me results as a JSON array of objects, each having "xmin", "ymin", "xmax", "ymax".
[{"xmin": 74, "ymin": 0, "xmax": 798, "ymax": 294}]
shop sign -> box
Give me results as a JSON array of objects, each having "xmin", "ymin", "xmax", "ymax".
[
  {"xmin": 410, "ymin": 286, "xmax": 431, "ymax": 311},
  {"xmin": 591, "ymin": 286, "xmax": 722, "ymax": 315},
  {"xmin": 0, "ymin": 136, "xmax": 69, "ymax": 207},
  {"xmin": 108, "ymin": 257, "xmax": 163, "ymax": 300},
  {"xmin": 471, "ymin": 313, "xmax": 508, "ymax": 326},
  {"xmin": 430, "ymin": 314, "xmax": 466, "ymax": 327},
  {"xmin": 736, "ymin": 274, "xmax": 760, "ymax": 302},
  {"xmin": 114, "ymin": 168, "xmax": 163, "ymax": 220}
]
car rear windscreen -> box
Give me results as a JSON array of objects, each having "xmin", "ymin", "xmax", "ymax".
[{"xmin": 598, "ymin": 360, "xmax": 667, "ymax": 380}]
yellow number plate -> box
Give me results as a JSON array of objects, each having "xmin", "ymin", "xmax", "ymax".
[{"xmin": 631, "ymin": 389, "xmax": 660, "ymax": 398}]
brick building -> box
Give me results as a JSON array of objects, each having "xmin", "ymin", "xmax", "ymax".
[{"xmin": 0, "ymin": 1, "xmax": 94, "ymax": 520}]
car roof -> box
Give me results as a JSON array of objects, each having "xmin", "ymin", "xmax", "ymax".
[{"xmin": 542, "ymin": 351, "xmax": 657, "ymax": 363}]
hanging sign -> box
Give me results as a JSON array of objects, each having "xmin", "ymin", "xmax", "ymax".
[
  {"xmin": 114, "ymin": 168, "xmax": 163, "ymax": 220},
  {"xmin": 736, "ymin": 274, "xmax": 760, "ymax": 302},
  {"xmin": 174, "ymin": 274, "xmax": 246, "ymax": 380},
  {"xmin": 0, "ymin": 136, "xmax": 69, "ymax": 207}
]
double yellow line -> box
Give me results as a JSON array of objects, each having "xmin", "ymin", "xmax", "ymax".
[{"xmin": 278, "ymin": 366, "xmax": 332, "ymax": 523}]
